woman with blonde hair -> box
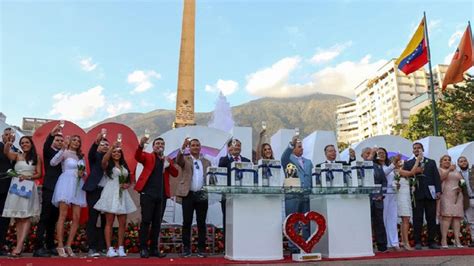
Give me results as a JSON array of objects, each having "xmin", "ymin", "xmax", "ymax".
[
  {"xmin": 51, "ymin": 135, "xmax": 87, "ymax": 257},
  {"xmin": 438, "ymin": 155, "xmax": 464, "ymax": 248}
]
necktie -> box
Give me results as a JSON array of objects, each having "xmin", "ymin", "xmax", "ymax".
[{"xmin": 234, "ymin": 156, "xmax": 240, "ymax": 162}]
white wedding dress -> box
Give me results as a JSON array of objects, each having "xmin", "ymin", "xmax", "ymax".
[
  {"xmin": 51, "ymin": 150, "xmax": 87, "ymax": 207},
  {"xmin": 94, "ymin": 167, "xmax": 136, "ymax": 214},
  {"xmin": 397, "ymin": 177, "xmax": 412, "ymax": 217}
]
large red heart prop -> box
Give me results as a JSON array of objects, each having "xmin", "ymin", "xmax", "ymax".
[
  {"xmin": 283, "ymin": 211, "xmax": 327, "ymax": 253},
  {"xmin": 33, "ymin": 120, "xmax": 139, "ymax": 224}
]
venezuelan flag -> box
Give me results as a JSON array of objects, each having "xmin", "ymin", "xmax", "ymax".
[{"xmin": 395, "ymin": 19, "xmax": 428, "ymax": 75}]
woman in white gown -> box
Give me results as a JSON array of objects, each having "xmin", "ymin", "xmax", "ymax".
[
  {"xmin": 375, "ymin": 148, "xmax": 400, "ymax": 250},
  {"xmin": 2, "ymin": 136, "xmax": 42, "ymax": 257},
  {"xmin": 50, "ymin": 135, "xmax": 87, "ymax": 257},
  {"xmin": 94, "ymin": 142, "xmax": 136, "ymax": 257},
  {"xmin": 393, "ymin": 154, "xmax": 423, "ymax": 250}
]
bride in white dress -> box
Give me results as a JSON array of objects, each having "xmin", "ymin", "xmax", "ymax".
[
  {"xmin": 50, "ymin": 135, "xmax": 86, "ymax": 257},
  {"xmin": 2, "ymin": 136, "xmax": 42, "ymax": 257},
  {"xmin": 94, "ymin": 142, "xmax": 136, "ymax": 257},
  {"xmin": 393, "ymin": 154, "xmax": 423, "ymax": 251}
]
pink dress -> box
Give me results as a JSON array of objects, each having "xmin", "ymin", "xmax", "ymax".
[{"xmin": 439, "ymin": 168, "xmax": 464, "ymax": 218}]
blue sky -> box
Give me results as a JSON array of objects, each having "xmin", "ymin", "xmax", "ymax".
[{"xmin": 1, "ymin": 0, "xmax": 472, "ymax": 127}]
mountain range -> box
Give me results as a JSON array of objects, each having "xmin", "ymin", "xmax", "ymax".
[{"xmin": 97, "ymin": 93, "xmax": 352, "ymax": 146}]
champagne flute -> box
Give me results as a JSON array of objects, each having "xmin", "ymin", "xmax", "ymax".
[
  {"xmin": 59, "ymin": 120, "xmax": 65, "ymax": 128},
  {"xmin": 261, "ymin": 121, "xmax": 267, "ymax": 130},
  {"xmin": 294, "ymin": 127, "xmax": 300, "ymax": 137},
  {"xmin": 144, "ymin": 129, "xmax": 150, "ymax": 144},
  {"xmin": 231, "ymin": 138, "xmax": 237, "ymax": 147},
  {"xmin": 117, "ymin": 133, "xmax": 122, "ymax": 143},
  {"xmin": 101, "ymin": 128, "xmax": 107, "ymax": 139}
]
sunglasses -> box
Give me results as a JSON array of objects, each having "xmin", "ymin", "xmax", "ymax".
[{"xmin": 194, "ymin": 161, "xmax": 200, "ymax": 170}]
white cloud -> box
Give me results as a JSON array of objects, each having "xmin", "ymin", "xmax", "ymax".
[
  {"xmin": 205, "ymin": 79, "xmax": 239, "ymax": 96},
  {"xmin": 106, "ymin": 100, "xmax": 132, "ymax": 117},
  {"xmin": 448, "ymin": 30, "xmax": 463, "ymax": 47},
  {"xmin": 127, "ymin": 70, "xmax": 162, "ymax": 94},
  {"xmin": 79, "ymin": 57, "xmax": 98, "ymax": 72},
  {"xmin": 49, "ymin": 86, "xmax": 106, "ymax": 121},
  {"xmin": 310, "ymin": 41, "xmax": 353, "ymax": 64},
  {"xmin": 245, "ymin": 56, "xmax": 301, "ymax": 97},
  {"xmin": 164, "ymin": 91, "xmax": 177, "ymax": 103},
  {"xmin": 311, "ymin": 55, "xmax": 387, "ymax": 98},
  {"xmin": 245, "ymin": 55, "xmax": 386, "ymax": 98}
]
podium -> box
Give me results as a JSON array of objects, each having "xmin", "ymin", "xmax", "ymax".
[
  {"xmin": 204, "ymin": 186, "xmax": 381, "ymax": 261},
  {"xmin": 310, "ymin": 194, "xmax": 374, "ymax": 258}
]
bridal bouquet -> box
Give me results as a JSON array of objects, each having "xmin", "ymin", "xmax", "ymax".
[
  {"xmin": 76, "ymin": 161, "xmax": 86, "ymax": 195},
  {"xmin": 392, "ymin": 174, "xmax": 401, "ymax": 191},
  {"xmin": 118, "ymin": 167, "xmax": 129, "ymax": 199},
  {"xmin": 409, "ymin": 177, "xmax": 418, "ymax": 206},
  {"xmin": 454, "ymin": 179, "xmax": 467, "ymax": 204},
  {"xmin": 7, "ymin": 169, "xmax": 19, "ymax": 177}
]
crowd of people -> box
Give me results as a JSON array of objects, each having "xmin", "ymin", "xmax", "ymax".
[{"xmin": 0, "ymin": 124, "xmax": 472, "ymax": 259}]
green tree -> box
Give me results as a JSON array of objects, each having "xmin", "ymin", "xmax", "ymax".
[{"xmin": 397, "ymin": 75, "xmax": 473, "ymax": 148}]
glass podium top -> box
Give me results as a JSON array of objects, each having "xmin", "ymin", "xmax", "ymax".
[{"xmin": 203, "ymin": 185, "xmax": 382, "ymax": 195}]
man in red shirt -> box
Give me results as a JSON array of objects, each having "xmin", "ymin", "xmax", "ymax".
[{"xmin": 135, "ymin": 137, "xmax": 178, "ymax": 258}]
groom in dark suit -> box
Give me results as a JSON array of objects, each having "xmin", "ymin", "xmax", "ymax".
[
  {"xmin": 403, "ymin": 142, "xmax": 441, "ymax": 250},
  {"xmin": 218, "ymin": 139, "xmax": 250, "ymax": 244},
  {"xmin": 33, "ymin": 124, "xmax": 63, "ymax": 257},
  {"xmin": 83, "ymin": 133, "xmax": 109, "ymax": 257}
]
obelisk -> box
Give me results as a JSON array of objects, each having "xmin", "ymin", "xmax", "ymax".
[{"xmin": 173, "ymin": 0, "xmax": 196, "ymax": 128}]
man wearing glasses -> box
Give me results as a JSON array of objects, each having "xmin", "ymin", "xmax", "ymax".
[{"xmin": 176, "ymin": 138, "xmax": 211, "ymax": 258}]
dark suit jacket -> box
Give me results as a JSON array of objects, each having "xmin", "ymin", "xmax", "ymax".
[
  {"xmin": 43, "ymin": 134, "xmax": 62, "ymax": 191},
  {"xmin": 403, "ymin": 157, "xmax": 441, "ymax": 200},
  {"xmin": 0, "ymin": 142, "xmax": 14, "ymax": 194},
  {"xmin": 218, "ymin": 155, "xmax": 251, "ymax": 186},
  {"xmin": 82, "ymin": 143, "xmax": 105, "ymax": 192}
]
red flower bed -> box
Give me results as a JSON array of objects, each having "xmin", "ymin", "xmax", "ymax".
[{"xmin": 2, "ymin": 221, "xmax": 472, "ymax": 253}]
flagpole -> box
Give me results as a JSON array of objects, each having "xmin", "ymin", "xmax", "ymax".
[{"xmin": 423, "ymin": 11, "xmax": 439, "ymax": 136}]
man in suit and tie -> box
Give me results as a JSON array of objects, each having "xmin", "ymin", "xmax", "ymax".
[
  {"xmin": 281, "ymin": 136, "xmax": 313, "ymax": 254},
  {"xmin": 0, "ymin": 128, "xmax": 17, "ymax": 256},
  {"xmin": 403, "ymin": 142, "xmax": 441, "ymax": 250},
  {"xmin": 83, "ymin": 133, "xmax": 109, "ymax": 257},
  {"xmin": 176, "ymin": 138, "xmax": 211, "ymax": 258},
  {"xmin": 361, "ymin": 147, "xmax": 388, "ymax": 252},
  {"xmin": 218, "ymin": 139, "xmax": 250, "ymax": 244},
  {"xmin": 33, "ymin": 124, "xmax": 64, "ymax": 257}
]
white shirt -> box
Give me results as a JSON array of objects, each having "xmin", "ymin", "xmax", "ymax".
[{"xmin": 190, "ymin": 155, "xmax": 204, "ymax": 192}]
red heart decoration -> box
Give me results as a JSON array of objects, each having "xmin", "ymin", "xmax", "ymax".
[
  {"xmin": 32, "ymin": 121, "xmax": 139, "ymax": 224},
  {"xmin": 283, "ymin": 211, "xmax": 327, "ymax": 253}
]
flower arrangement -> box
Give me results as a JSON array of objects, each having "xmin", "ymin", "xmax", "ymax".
[
  {"xmin": 118, "ymin": 166, "xmax": 129, "ymax": 199},
  {"xmin": 455, "ymin": 179, "xmax": 467, "ymax": 204},
  {"xmin": 392, "ymin": 174, "xmax": 401, "ymax": 191},
  {"xmin": 1, "ymin": 221, "xmax": 472, "ymax": 253},
  {"xmin": 76, "ymin": 161, "xmax": 86, "ymax": 195}
]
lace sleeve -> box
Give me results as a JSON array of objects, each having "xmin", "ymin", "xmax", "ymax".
[{"xmin": 50, "ymin": 149, "xmax": 65, "ymax": 166}]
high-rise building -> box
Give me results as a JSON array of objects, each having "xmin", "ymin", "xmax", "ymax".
[
  {"xmin": 335, "ymin": 101, "xmax": 358, "ymax": 145},
  {"xmin": 336, "ymin": 59, "xmax": 448, "ymax": 144}
]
